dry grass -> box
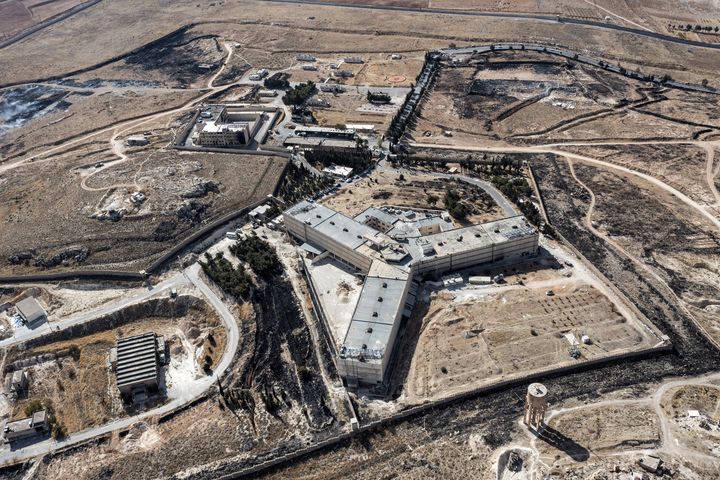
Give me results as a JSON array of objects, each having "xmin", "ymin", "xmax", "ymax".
[{"xmin": 404, "ymin": 282, "xmax": 655, "ymax": 403}]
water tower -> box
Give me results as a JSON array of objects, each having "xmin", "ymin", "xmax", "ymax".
[{"xmin": 523, "ymin": 383, "xmax": 548, "ymax": 431}]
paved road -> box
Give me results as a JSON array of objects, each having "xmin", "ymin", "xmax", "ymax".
[
  {"xmin": 0, "ymin": 264, "xmax": 239, "ymax": 464},
  {"xmin": 0, "ymin": 274, "xmax": 188, "ymax": 348},
  {"xmin": 261, "ymin": 0, "xmax": 720, "ymax": 50}
]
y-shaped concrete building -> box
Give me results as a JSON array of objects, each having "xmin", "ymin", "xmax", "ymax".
[{"xmin": 284, "ymin": 201, "xmax": 538, "ymax": 387}]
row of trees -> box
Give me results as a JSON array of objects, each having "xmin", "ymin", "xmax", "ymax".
[
  {"xmin": 490, "ymin": 175, "xmax": 545, "ymax": 229},
  {"xmin": 668, "ymin": 24, "xmax": 720, "ymax": 33}
]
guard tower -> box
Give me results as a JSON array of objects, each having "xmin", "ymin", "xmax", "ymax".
[{"xmin": 523, "ymin": 383, "xmax": 548, "ymax": 430}]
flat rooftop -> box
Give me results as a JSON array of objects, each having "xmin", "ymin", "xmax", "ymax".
[
  {"xmin": 408, "ymin": 215, "xmax": 535, "ymax": 258},
  {"xmin": 286, "ymin": 201, "xmax": 337, "ymax": 228},
  {"xmin": 315, "ymin": 212, "xmax": 377, "ymax": 250},
  {"xmin": 284, "ymin": 137, "xmax": 358, "ymax": 149},
  {"xmin": 116, "ymin": 332, "xmax": 159, "ymax": 390},
  {"xmin": 201, "ymin": 121, "xmax": 252, "ymax": 133},
  {"xmin": 15, "ymin": 297, "xmax": 45, "ymax": 322}
]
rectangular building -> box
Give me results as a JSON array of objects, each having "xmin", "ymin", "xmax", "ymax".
[
  {"xmin": 114, "ymin": 332, "xmax": 163, "ymax": 399},
  {"xmin": 3, "ymin": 410, "xmax": 48, "ymax": 444},
  {"xmin": 15, "ymin": 297, "xmax": 46, "ymax": 328}
]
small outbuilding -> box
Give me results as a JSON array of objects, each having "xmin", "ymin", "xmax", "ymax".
[
  {"xmin": 126, "ymin": 135, "xmax": 149, "ymax": 146},
  {"xmin": 15, "ymin": 297, "xmax": 47, "ymax": 328},
  {"xmin": 3, "ymin": 410, "xmax": 49, "ymax": 444},
  {"xmin": 10, "ymin": 370, "xmax": 28, "ymax": 394}
]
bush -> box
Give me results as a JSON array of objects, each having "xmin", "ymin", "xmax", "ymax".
[
  {"xmin": 51, "ymin": 421, "xmax": 67, "ymax": 439},
  {"xmin": 68, "ymin": 344, "xmax": 81, "ymax": 361},
  {"xmin": 24, "ymin": 399, "xmax": 44, "ymax": 417},
  {"xmin": 277, "ymin": 162, "xmax": 334, "ymax": 204},
  {"xmin": 199, "ymin": 254, "xmax": 252, "ymax": 299},
  {"xmin": 443, "ymin": 188, "xmax": 469, "ymax": 221}
]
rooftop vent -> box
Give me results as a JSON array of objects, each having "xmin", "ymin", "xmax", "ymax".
[
  {"xmin": 382, "ymin": 282, "xmax": 387, "ymax": 288},
  {"xmin": 362, "ymin": 344, "xmax": 367, "ymax": 349},
  {"xmin": 475, "ymin": 233, "xmax": 481, "ymax": 238},
  {"xmin": 457, "ymin": 235, "xmax": 463, "ymax": 242},
  {"xmin": 342, "ymin": 227, "xmax": 349, "ymax": 232},
  {"xmin": 512, "ymin": 225, "xmax": 518, "ymax": 229},
  {"xmin": 372, "ymin": 312, "xmax": 378, "ymax": 317},
  {"xmin": 494, "ymin": 229, "xmax": 500, "ymax": 233},
  {"xmin": 330, "ymin": 221, "xmax": 335, "ymax": 225},
  {"xmin": 377, "ymin": 297, "xmax": 383, "ymax": 302},
  {"xmin": 316, "ymin": 214, "xmax": 322, "ymax": 218},
  {"xmin": 367, "ymin": 327, "xmax": 373, "ymax": 333}
]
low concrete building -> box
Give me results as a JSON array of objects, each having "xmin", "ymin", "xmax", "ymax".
[
  {"xmin": 249, "ymin": 203, "xmax": 274, "ymax": 221},
  {"xmin": 319, "ymin": 83, "xmax": 346, "ymax": 93},
  {"xmin": 10, "ymin": 370, "xmax": 28, "ymax": 394},
  {"xmin": 15, "ymin": 297, "xmax": 46, "ymax": 328},
  {"xmin": 3, "ymin": 410, "xmax": 48, "ymax": 444},
  {"xmin": 284, "ymin": 137, "xmax": 359, "ymax": 153},
  {"xmin": 113, "ymin": 332, "xmax": 165, "ymax": 400},
  {"xmin": 322, "ymin": 165, "xmax": 353, "ymax": 178},
  {"xmin": 126, "ymin": 135, "xmax": 149, "ymax": 146},
  {"xmin": 195, "ymin": 106, "xmax": 270, "ymax": 147}
]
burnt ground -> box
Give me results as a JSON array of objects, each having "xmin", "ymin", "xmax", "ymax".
[
  {"xmin": 572, "ymin": 163, "xmax": 720, "ymax": 302},
  {"xmin": 122, "ymin": 27, "xmax": 224, "ymax": 88},
  {"xmin": 239, "ymin": 276, "xmax": 335, "ymax": 432}
]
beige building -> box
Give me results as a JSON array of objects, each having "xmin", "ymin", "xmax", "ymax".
[{"xmin": 284, "ymin": 201, "xmax": 539, "ymax": 386}]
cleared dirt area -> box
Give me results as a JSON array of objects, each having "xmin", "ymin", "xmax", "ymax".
[
  {"xmin": 660, "ymin": 384, "xmax": 720, "ymax": 457},
  {"xmin": 539, "ymin": 403, "xmax": 660, "ymax": 460},
  {"xmin": 311, "ymin": 90, "xmax": 398, "ymax": 131},
  {"xmin": 0, "ymin": 83, "xmax": 199, "ymax": 162},
  {"xmin": 0, "ymin": 148, "xmax": 286, "ymax": 274},
  {"xmin": 322, "ymin": 169, "xmax": 503, "ymax": 224},
  {"xmin": 413, "ymin": 51, "xmax": 720, "ymax": 147},
  {"xmin": 560, "ymin": 143, "xmax": 717, "ymax": 207},
  {"xmin": 403, "ymin": 276, "xmax": 657, "ymax": 403},
  {"xmin": 4, "ymin": 0, "xmax": 720, "ymax": 88}
]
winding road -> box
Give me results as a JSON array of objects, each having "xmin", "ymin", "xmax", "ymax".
[{"xmin": 0, "ymin": 263, "xmax": 239, "ymax": 465}]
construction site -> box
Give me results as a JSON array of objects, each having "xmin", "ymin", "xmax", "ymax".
[{"xmin": 0, "ymin": 0, "xmax": 719, "ymax": 479}]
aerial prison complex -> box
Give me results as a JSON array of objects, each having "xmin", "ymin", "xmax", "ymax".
[{"xmin": 284, "ymin": 201, "xmax": 539, "ymax": 386}]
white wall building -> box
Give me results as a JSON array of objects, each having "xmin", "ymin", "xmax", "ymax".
[{"xmin": 284, "ymin": 201, "xmax": 539, "ymax": 386}]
